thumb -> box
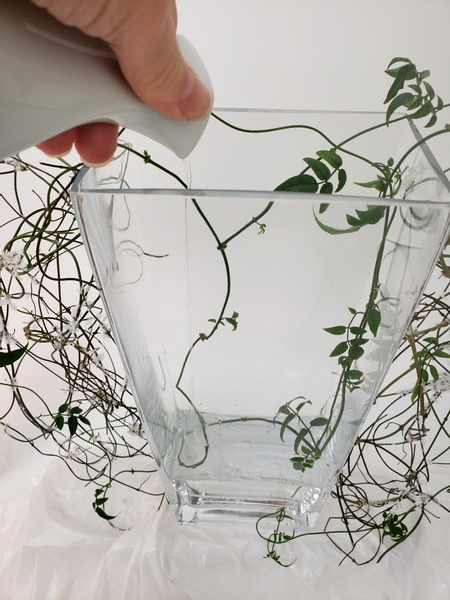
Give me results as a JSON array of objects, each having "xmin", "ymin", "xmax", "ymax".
[
  {"xmin": 31, "ymin": 0, "xmax": 211, "ymax": 121},
  {"xmin": 110, "ymin": 18, "xmax": 212, "ymax": 122}
]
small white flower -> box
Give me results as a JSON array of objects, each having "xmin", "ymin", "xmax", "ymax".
[
  {"xmin": 0, "ymin": 331, "xmax": 19, "ymax": 346},
  {"xmin": 0, "ymin": 250, "xmax": 27, "ymax": 277},
  {"xmin": 67, "ymin": 316, "xmax": 80, "ymax": 335},
  {"xmin": 409, "ymin": 490, "xmax": 429, "ymax": 507},
  {"xmin": 0, "ymin": 294, "xmax": 16, "ymax": 308},
  {"xmin": 119, "ymin": 378, "xmax": 129, "ymax": 395},
  {"xmin": 3, "ymin": 158, "xmax": 25, "ymax": 172},
  {"xmin": 424, "ymin": 372, "xmax": 450, "ymax": 399},
  {"xmin": 65, "ymin": 448, "xmax": 81, "ymax": 460},
  {"xmin": 88, "ymin": 348, "xmax": 104, "ymax": 367},
  {"xmin": 128, "ymin": 419, "xmax": 143, "ymax": 437}
]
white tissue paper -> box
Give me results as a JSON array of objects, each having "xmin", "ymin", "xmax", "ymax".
[{"xmin": 0, "ymin": 432, "xmax": 449, "ymax": 600}]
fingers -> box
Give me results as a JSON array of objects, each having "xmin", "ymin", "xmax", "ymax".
[
  {"xmin": 37, "ymin": 123, "xmax": 119, "ymax": 166},
  {"xmin": 36, "ymin": 129, "xmax": 75, "ymax": 157},
  {"xmin": 74, "ymin": 122, "xmax": 119, "ymax": 166}
]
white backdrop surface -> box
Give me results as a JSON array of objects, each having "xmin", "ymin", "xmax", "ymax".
[{"xmin": 1, "ymin": 1, "xmax": 450, "ymax": 598}]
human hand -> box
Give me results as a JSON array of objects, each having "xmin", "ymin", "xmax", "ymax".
[{"xmin": 30, "ymin": 0, "xmax": 212, "ymax": 165}]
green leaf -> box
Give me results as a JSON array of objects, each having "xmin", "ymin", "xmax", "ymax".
[
  {"xmin": 350, "ymin": 338, "xmax": 369, "ymax": 346},
  {"xmin": 423, "ymin": 81, "xmax": 435, "ymax": 100},
  {"xmin": 277, "ymin": 405, "xmax": 291, "ymax": 415},
  {"xmin": 433, "ymin": 350, "xmax": 450, "ymax": 359},
  {"xmin": 70, "ymin": 406, "xmax": 83, "ymax": 415},
  {"xmin": 330, "ymin": 341, "xmax": 348, "ymax": 357},
  {"xmin": 386, "ymin": 92, "xmax": 416, "ymax": 124},
  {"xmin": 319, "ymin": 203, "xmax": 330, "ymax": 214},
  {"xmin": 291, "ymin": 460, "xmax": 306, "ymax": 471},
  {"xmin": 367, "ymin": 305, "xmax": 381, "ymax": 336},
  {"xmin": 385, "ymin": 68, "xmax": 401, "ymax": 78},
  {"xmin": 386, "ymin": 57, "xmax": 413, "ymax": 70},
  {"xmin": 323, "ymin": 325, "xmax": 346, "ymax": 335},
  {"xmin": 349, "ymin": 326, "xmax": 366, "ymax": 335},
  {"xmin": 304, "ymin": 157, "xmax": 331, "ymax": 181},
  {"xmin": 320, "ymin": 182, "xmax": 333, "ymax": 194},
  {"xmin": 280, "ymin": 413, "xmax": 296, "ymax": 442},
  {"xmin": 429, "ymin": 365, "xmax": 439, "ymax": 381},
  {"xmin": 335, "ymin": 169, "xmax": 347, "ymax": 193},
  {"xmin": 354, "ymin": 179, "xmax": 386, "ymax": 192},
  {"xmin": 68, "ymin": 415, "xmax": 78, "ymax": 436},
  {"xmin": 0, "ymin": 346, "xmax": 27, "ymax": 368},
  {"xmin": 58, "ymin": 403, "xmax": 69, "ymax": 413},
  {"xmin": 293, "ymin": 428, "xmax": 308, "ymax": 453},
  {"xmin": 406, "ymin": 96, "xmax": 423, "ymax": 111},
  {"xmin": 78, "ymin": 415, "xmax": 91, "ymax": 426},
  {"xmin": 94, "ymin": 506, "xmax": 117, "ymax": 521},
  {"xmin": 409, "ymin": 101, "xmax": 433, "ymax": 120},
  {"xmin": 310, "ymin": 417, "xmax": 329, "ymax": 427},
  {"xmin": 316, "ymin": 150, "xmax": 342, "ymax": 169},
  {"xmin": 348, "ymin": 345, "xmax": 365, "ymax": 360},
  {"xmin": 348, "ymin": 369, "xmax": 363, "ymax": 380},
  {"xmin": 348, "ymin": 307, "xmax": 357, "ymax": 314},
  {"xmin": 339, "ymin": 356, "xmax": 352, "ymax": 367},
  {"xmin": 408, "ymin": 84, "xmax": 422, "ymax": 94},
  {"xmin": 290, "ymin": 456, "xmax": 305, "ymax": 463},
  {"xmin": 355, "ymin": 206, "xmax": 385, "ymax": 225},
  {"xmin": 425, "ymin": 112, "xmax": 438, "ymax": 128},
  {"xmin": 314, "ymin": 211, "xmax": 361, "ymax": 235},
  {"xmin": 346, "ymin": 214, "xmax": 362, "ymax": 227},
  {"xmin": 95, "ymin": 497, "xmax": 108, "ymax": 506},
  {"xmin": 225, "ymin": 313, "xmax": 239, "ymax": 331},
  {"xmin": 275, "ymin": 173, "xmax": 319, "ymax": 193},
  {"xmin": 418, "ymin": 69, "xmax": 431, "ymax": 81},
  {"xmin": 54, "ymin": 415, "xmax": 64, "ymax": 430},
  {"xmin": 295, "ymin": 399, "xmax": 311, "ymax": 412},
  {"xmin": 384, "ymin": 63, "xmax": 417, "ymax": 104}
]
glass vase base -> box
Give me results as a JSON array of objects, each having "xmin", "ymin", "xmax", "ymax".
[
  {"xmin": 173, "ymin": 492, "xmax": 325, "ymax": 529},
  {"xmin": 164, "ymin": 413, "xmax": 331, "ymax": 527}
]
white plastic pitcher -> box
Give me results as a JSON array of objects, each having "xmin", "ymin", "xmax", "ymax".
[{"xmin": 0, "ymin": 0, "xmax": 213, "ymax": 160}]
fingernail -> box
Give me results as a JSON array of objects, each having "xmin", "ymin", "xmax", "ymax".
[
  {"xmin": 177, "ymin": 68, "xmax": 212, "ymax": 121},
  {"xmin": 46, "ymin": 149, "xmax": 71, "ymax": 159},
  {"xmin": 82, "ymin": 158, "xmax": 112, "ymax": 168}
]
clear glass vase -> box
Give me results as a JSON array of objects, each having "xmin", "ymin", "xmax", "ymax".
[{"xmin": 71, "ymin": 110, "xmax": 450, "ymax": 527}]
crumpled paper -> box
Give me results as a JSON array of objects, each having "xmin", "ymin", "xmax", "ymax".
[{"xmin": 0, "ymin": 433, "xmax": 449, "ymax": 600}]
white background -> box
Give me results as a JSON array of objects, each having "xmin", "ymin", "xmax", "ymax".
[{"xmin": 178, "ymin": 0, "xmax": 450, "ymax": 113}]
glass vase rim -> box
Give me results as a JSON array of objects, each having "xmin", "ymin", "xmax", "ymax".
[
  {"xmin": 71, "ymin": 179, "xmax": 450, "ymax": 209},
  {"xmin": 71, "ymin": 107, "xmax": 450, "ymax": 202}
]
